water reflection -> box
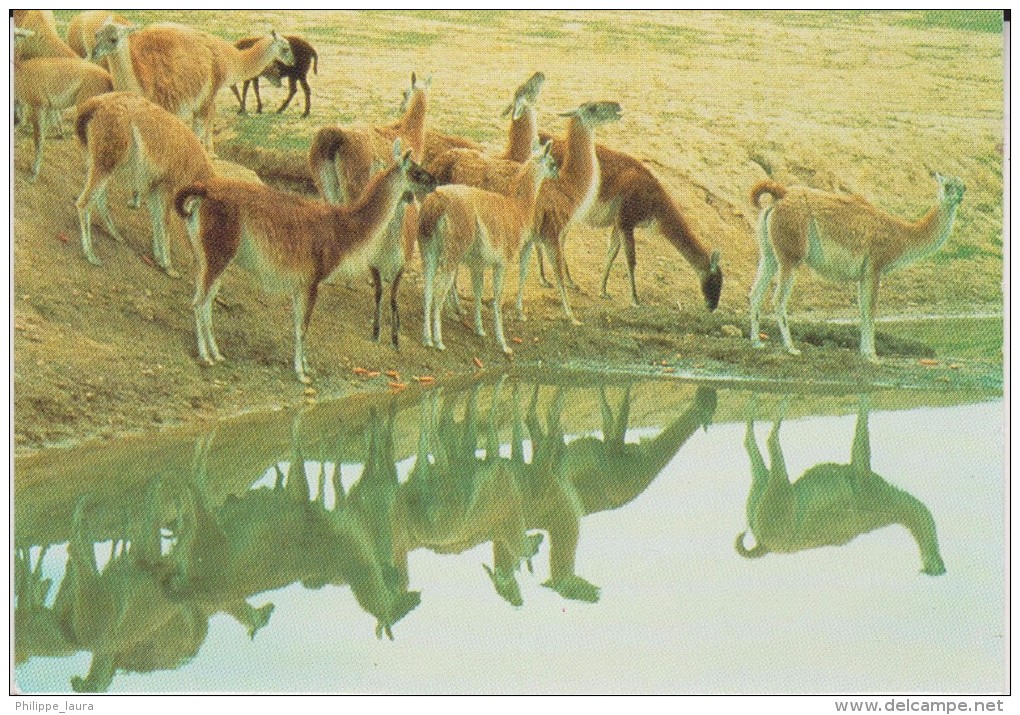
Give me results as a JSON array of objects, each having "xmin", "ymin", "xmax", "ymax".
[
  {"xmin": 15, "ymin": 376, "xmax": 987, "ymax": 692},
  {"xmin": 735, "ymin": 394, "xmax": 946, "ymax": 576}
]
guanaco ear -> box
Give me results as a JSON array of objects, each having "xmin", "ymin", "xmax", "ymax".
[
  {"xmin": 410, "ymin": 72, "xmax": 417, "ymax": 89},
  {"xmin": 709, "ymin": 250, "xmax": 721, "ymax": 272},
  {"xmin": 271, "ymin": 29, "xmax": 280, "ymax": 40},
  {"xmin": 423, "ymin": 74, "xmax": 433, "ymax": 89},
  {"xmin": 501, "ymin": 103, "xmax": 514, "ymax": 118},
  {"xmin": 542, "ymin": 139, "xmax": 553, "ymax": 157},
  {"xmin": 392, "ymin": 138, "xmax": 404, "ymax": 161}
]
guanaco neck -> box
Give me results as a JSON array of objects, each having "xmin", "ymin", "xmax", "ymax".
[
  {"xmin": 886, "ymin": 196, "xmax": 961, "ymax": 272},
  {"xmin": 323, "ymin": 165, "xmax": 406, "ymax": 272},
  {"xmin": 503, "ymin": 105, "xmax": 538, "ymax": 162},
  {"xmin": 618, "ymin": 398, "xmax": 709, "ymax": 487},
  {"xmin": 510, "ymin": 159, "xmax": 547, "ymax": 226},
  {"xmin": 557, "ymin": 116, "xmax": 598, "ymax": 192},
  {"xmin": 106, "ymin": 35, "xmax": 143, "ymax": 94},
  {"xmin": 233, "ymin": 36, "xmax": 279, "ymax": 84},
  {"xmin": 895, "ymin": 490, "xmax": 944, "ymax": 572},
  {"xmin": 394, "ymin": 89, "xmax": 427, "ymax": 163},
  {"xmin": 912, "ymin": 199, "xmax": 960, "ymax": 255},
  {"xmin": 656, "ymin": 189, "xmax": 714, "ymax": 276}
]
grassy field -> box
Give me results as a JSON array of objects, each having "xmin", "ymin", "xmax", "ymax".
[{"xmin": 15, "ymin": 10, "xmax": 1004, "ymax": 451}]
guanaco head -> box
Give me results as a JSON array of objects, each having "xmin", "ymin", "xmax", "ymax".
[
  {"xmin": 268, "ymin": 29, "xmax": 295, "ymax": 67},
  {"xmin": 407, "ymin": 162, "xmax": 438, "ymax": 200},
  {"xmin": 930, "ymin": 171, "xmax": 966, "ymax": 207},
  {"xmin": 530, "ymin": 138, "xmax": 560, "ymax": 181},
  {"xmin": 560, "ymin": 100, "xmax": 623, "ymax": 127},
  {"xmin": 399, "ymin": 71, "xmax": 432, "ymax": 114},
  {"xmin": 502, "ymin": 71, "xmax": 546, "ymax": 119},
  {"xmin": 12, "ymin": 25, "xmax": 35, "ymax": 41},
  {"xmin": 701, "ymin": 249, "xmax": 723, "ymax": 311},
  {"xmin": 392, "ymin": 138, "xmax": 438, "ymax": 198},
  {"xmin": 92, "ymin": 18, "xmax": 139, "ymax": 62}
]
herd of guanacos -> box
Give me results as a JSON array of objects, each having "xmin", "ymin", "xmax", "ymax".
[{"xmin": 13, "ymin": 11, "xmax": 967, "ymax": 384}]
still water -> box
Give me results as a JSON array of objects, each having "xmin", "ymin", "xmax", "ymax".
[{"xmin": 13, "ymin": 374, "xmax": 1005, "ymax": 694}]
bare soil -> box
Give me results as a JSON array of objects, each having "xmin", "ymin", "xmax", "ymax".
[{"xmin": 13, "ymin": 10, "xmax": 1004, "ymax": 453}]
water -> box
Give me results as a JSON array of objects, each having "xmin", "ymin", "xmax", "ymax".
[{"xmin": 13, "ymin": 374, "xmax": 1005, "ymax": 694}]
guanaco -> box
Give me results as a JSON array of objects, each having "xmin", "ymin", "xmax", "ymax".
[
  {"xmin": 749, "ymin": 172, "xmax": 965, "ymax": 359},
  {"xmin": 418, "ymin": 140, "xmax": 559, "ymax": 355},
  {"xmin": 526, "ymin": 137, "xmax": 724, "ymax": 311},
  {"xmin": 309, "ymin": 72, "xmax": 433, "ymax": 349},
  {"xmin": 425, "ymin": 71, "xmax": 545, "ymax": 316},
  {"xmin": 74, "ymin": 92, "xmax": 214, "ymax": 275},
  {"xmin": 174, "ymin": 140, "xmax": 436, "ymax": 384},
  {"xmin": 429, "ymin": 100, "xmax": 622, "ymax": 325}
]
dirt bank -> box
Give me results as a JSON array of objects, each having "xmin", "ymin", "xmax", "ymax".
[{"xmin": 13, "ymin": 10, "xmax": 1004, "ymax": 454}]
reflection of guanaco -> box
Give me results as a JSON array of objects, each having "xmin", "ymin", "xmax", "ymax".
[
  {"xmin": 325, "ymin": 400, "xmax": 421, "ymax": 639},
  {"xmin": 392, "ymin": 379, "xmax": 541, "ymax": 606},
  {"xmin": 14, "ymin": 546, "xmax": 75, "ymax": 666},
  {"xmin": 163, "ymin": 407, "xmax": 421, "ymax": 641},
  {"xmin": 523, "ymin": 384, "xmax": 718, "ymax": 602},
  {"xmin": 47, "ymin": 497, "xmax": 213, "ymax": 693},
  {"xmin": 736, "ymin": 395, "xmax": 946, "ymax": 576}
]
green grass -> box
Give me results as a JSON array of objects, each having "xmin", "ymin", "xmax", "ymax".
[
  {"xmin": 302, "ymin": 24, "xmax": 438, "ymax": 49},
  {"xmin": 896, "ymin": 10, "xmax": 1003, "ymax": 34},
  {"xmin": 741, "ymin": 10, "xmax": 1002, "ymax": 34},
  {"xmin": 231, "ymin": 114, "xmax": 311, "ymax": 153},
  {"xmin": 887, "ymin": 316, "xmax": 1003, "ymax": 362},
  {"xmin": 450, "ymin": 125, "xmax": 500, "ymax": 145},
  {"xmin": 389, "ymin": 10, "xmax": 511, "ymax": 26},
  {"xmin": 931, "ymin": 242, "xmax": 999, "ymax": 263}
]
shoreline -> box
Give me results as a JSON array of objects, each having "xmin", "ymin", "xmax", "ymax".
[{"xmin": 13, "ymin": 336, "xmax": 1004, "ymax": 459}]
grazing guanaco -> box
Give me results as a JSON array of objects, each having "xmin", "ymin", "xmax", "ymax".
[
  {"xmin": 75, "ymin": 92, "xmax": 214, "ymax": 275},
  {"xmin": 174, "ymin": 140, "xmax": 436, "ymax": 384},
  {"xmin": 525, "ymin": 136, "xmax": 725, "ymax": 310},
  {"xmin": 749, "ymin": 172, "xmax": 965, "ymax": 359},
  {"xmin": 91, "ymin": 21, "xmax": 223, "ymax": 154},
  {"xmin": 418, "ymin": 140, "xmax": 559, "ymax": 355},
  {"xmin": 13, "ymin": 34, "xmax": 113, "ymax": 183},
  {"xmin": 232, "ymin": 34, "xmax": 318, "ymax": 117}
]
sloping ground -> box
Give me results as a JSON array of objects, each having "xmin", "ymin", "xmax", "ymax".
[{"xmin": 14, "ymin": 10, "xmax": 1003, "ymax": 452}]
